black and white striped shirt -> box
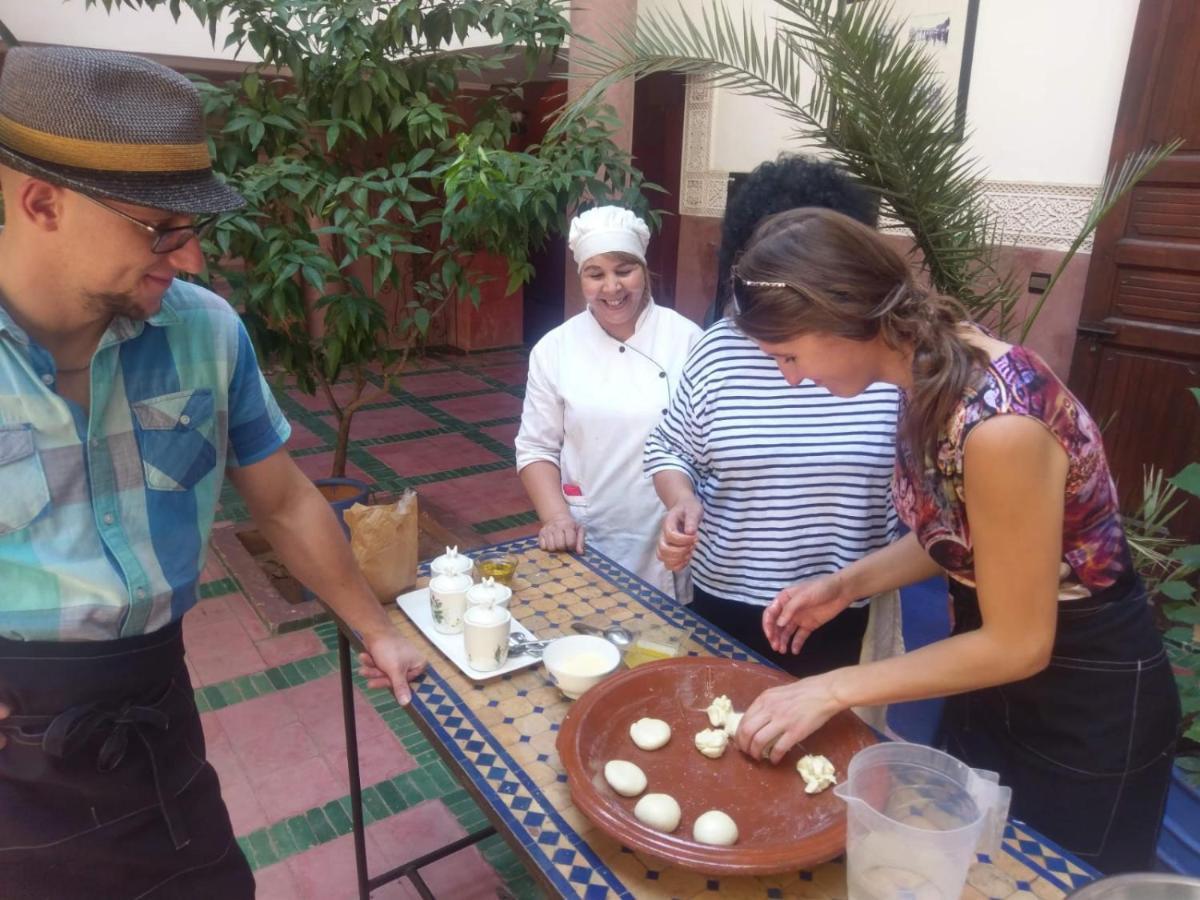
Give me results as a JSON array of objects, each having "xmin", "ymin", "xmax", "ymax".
[{"xmin": 644, "ymin": 320, "xmax": 899, "ymax": 607}]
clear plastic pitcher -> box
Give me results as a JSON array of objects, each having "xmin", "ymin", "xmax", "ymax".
[{"xmin": 834, "ymin": 743, "xmax": 1011, "ymax": 900}]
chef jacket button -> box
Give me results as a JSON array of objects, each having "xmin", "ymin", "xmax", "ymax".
[
  {"xmin": 661, "ymin": 408, "xmax": 668, "ymax": 415},
  {"xmin": 618, "ymin": 345, "xmax": 626, "ymax": 353},
  {"xmin": 658, "ymin": 371, "xmax": 666, "ymax": 378}
]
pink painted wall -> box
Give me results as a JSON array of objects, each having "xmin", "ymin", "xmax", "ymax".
[
  {"xmin": 996, "ymin": 246, "xmax": 1091, "ymax": 380},
  {"xmin": 674, "ymin": 215, "xmax": 723, "ymax": 323}
]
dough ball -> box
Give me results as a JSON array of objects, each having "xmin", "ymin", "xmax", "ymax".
[
  {"xmin": 603, "ymin": 760, "xmax": 647, "ymax": 797},
  {"xmin": 722, "ymin": 711, "xmax": 743, "ymax": 737},
  {"xmin": 796, "ymin": 754, "xmax": 837, "ymax": 794},
  {"xmin": 629, "ymin": 717, "xmax": 672, "ymax": 751},
  {"xmin": 705, "ymin": 694, "xmax": 733, "ymax": 728},
  {"xmin": 693, "ymin": 727, "xmax": 730, "ymax": 759},
  {"xmin": 633, "ymin": 793, "xmax": 681, "ymax": 832},
  {"xmin": 692, "ymin": 809, "xmax": 739, "ymax": 846}
]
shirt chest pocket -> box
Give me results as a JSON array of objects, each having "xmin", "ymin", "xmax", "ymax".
[
  {"xmin": 131, "ymin": 388, "xmax": 217, "ymax": 492},
  {"xmin": 0, "ymin": 424, "xmax": 51, "ymax": 536}
]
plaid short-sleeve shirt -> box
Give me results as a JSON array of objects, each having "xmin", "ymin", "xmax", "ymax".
[{"xmin": 0, "ymin": 279, "xmax": 290, "ymax": 641}]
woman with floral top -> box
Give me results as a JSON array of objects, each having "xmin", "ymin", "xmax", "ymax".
[{"xmin": 728, "ymin": 207, "xmax": 1180, "ymax": 875}]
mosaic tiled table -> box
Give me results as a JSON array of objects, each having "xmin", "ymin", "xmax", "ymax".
[{"xmin": 376, "ymin": 538, "xmax": 1102, "ymax": 899}]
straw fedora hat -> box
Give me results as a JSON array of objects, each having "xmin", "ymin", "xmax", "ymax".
[{"xmin": 0, "ymin": 45, "xmax": 244, "ymax": 214}]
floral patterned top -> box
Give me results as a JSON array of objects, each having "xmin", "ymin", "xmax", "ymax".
[{"xmin": 893, "ymin": 345, "xmax": 1131, "ymax": 601}]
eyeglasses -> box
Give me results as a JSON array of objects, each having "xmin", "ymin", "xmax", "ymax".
[
  {"xmin": 78, "ymin": 193, "xmax": 217, "ymax": 254},
  {"xmin": 729, "ymin": 270, "xmax": 788, "ymax": 315}
]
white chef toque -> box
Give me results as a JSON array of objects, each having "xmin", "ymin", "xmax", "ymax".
[{"xmin": 568, "ymin": 205, "xmax": 651, "ymax": 272}]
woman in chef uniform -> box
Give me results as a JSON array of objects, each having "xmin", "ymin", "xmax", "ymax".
[{"xmin": 515, "ymin": 206, "xmax": 701, "ymax": 597}]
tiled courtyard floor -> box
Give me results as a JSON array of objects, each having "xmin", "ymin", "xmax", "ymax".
[{"xmin": 188, "ymin": 349, "xmax": 544, "ymax": 899}]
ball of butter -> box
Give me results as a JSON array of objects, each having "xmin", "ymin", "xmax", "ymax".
[
  {"xmin": 796, "ymin": 753, "xmax": 837, "ymax": 794},
  {"xmin": 693, "ymin": 727, "xmax": 730, "ymax": 759}
]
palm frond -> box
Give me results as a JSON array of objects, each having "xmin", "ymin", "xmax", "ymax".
[
  {"xmin": 1125, "ymin": 466, "xmax": 1187, "ymax": 590},
  {"xmin": 565, "ymin": 0, "xmax": 1180, "ymax": 338},
  {"xmin": 1018, "ymin": 139, "xmax": 1183, "ymax": 341},
  {"xmin": 562, "ymin": 0, "xmax": 1022, "ymax": 329}
]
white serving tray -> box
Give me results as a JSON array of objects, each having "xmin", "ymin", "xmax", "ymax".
[{"xmin": 395, "ymin": 586, "xmax": 543, "ymax": 682}]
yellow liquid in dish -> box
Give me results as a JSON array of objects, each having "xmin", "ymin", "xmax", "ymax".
[
  {"xmin": 476, "ymin": 559, "xmax": 516, "ymax": 585},
  {"xmin": 622, "ymin": 639, "xmax": 677, "ymax": 668}
]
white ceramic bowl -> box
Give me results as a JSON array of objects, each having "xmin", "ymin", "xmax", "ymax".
[{"xmin": 542, "ymin": 635, "xmax": 621, "ymax": 699}]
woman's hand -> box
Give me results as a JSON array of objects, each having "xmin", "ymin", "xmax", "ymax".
[
  {"xmin": 538, "ymin": 512, "xmax": 586, "ymax": 554},
  {"xmin": 734, "ymin": 674, "xmax": 843, "ymax": 764},
  {"xmin": 762, "ymin": 573, "xmax": 853, "ymax": 654},
  {"xmin": 657, "ymin": 496, "xmax": 703, "ymax": 571}
]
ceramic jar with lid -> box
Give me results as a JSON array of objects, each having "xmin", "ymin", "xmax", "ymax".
[
  {"xmin": 430, "ymin": 545, "xmax": 474, "ymax": 579},
  {"xmin": 429, "ymin": 571, "xmax": 472, "ymax": 634},
  {"xmin": 466, "ymin": 576, "xmax": 512, "ymax": 610},
  {"xmin": 463, "ymin": 602, "xmax": 511, "ymax": 672}
]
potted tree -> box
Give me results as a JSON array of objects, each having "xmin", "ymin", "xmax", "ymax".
[{"xmin": 90, "ymin": 0, "xmax": 655, "ymax": 513}]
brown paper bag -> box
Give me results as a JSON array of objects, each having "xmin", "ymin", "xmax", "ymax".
[{"xmin": 345, "ymin": 491, "xmax": 418, "ymax": 602}]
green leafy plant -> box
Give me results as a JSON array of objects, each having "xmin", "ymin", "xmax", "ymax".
[
  {"xmin": 87, "ymin": 0, "xmax": 653, "ymax": 479},
  {"xmin": 1127, "ymin": 388, "xmax": 1200, "ymax": 751},
  {"xmin": 561, "ymin": 0, "xmax": 1176, "ymax": 337}
]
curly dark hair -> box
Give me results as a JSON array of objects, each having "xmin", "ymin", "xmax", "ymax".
[{"xmin": 711, "ymin": 155, "xmax": 879, "ymax": 320}]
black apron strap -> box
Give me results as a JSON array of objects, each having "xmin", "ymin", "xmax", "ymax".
[{"xmin": 4, "ymin": 690, "xmax": 187, "ymax": 849}]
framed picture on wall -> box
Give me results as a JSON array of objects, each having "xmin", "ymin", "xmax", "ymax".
[{"xmin": 841, "ymin": 0, "xmax": 980, "ymax": 139}]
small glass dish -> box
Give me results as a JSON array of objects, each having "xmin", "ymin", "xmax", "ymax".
[
  {"xmin": 475, "ymin": 550, "xmax": 518, "ymax": 587},
  {"xmin": 623, "ymin": 621, "xmax": 692, "ymax": 668}
]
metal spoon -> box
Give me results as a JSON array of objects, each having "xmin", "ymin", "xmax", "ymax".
[
  {"xmin": 571, "ymin": 621, "xmax": 633, "ymax": 647},
  {"xmin": 508, "ymin": 634, "xmax": 548, "ymax": 658}
]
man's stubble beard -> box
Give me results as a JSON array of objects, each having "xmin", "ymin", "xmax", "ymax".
[{"xmin": 83, "ymin": 289, "xmax": 154, "ymax": 322}]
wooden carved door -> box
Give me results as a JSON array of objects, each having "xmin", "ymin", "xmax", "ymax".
[{"xmin": 1068, "ymin": 0, "xmax": 1200, "ymax": 540}]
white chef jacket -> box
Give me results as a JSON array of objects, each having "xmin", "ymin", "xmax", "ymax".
[{"xmin": 515, "ymin": 301, "xmax": 701, "ymax": 597}]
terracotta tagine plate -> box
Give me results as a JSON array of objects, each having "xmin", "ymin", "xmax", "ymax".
[{"xmin": 556, "ymin": 656, "xmax": 877, "ymax": 875}]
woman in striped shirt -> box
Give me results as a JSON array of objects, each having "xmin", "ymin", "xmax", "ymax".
[{"xmin": 645, "ymin": 157, "xmax": 900, "ymax": 677}]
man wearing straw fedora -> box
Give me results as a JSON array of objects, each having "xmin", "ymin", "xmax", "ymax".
[{"xmin": 0, "ymin": 46, "xmax": 426, "ymax": 897}]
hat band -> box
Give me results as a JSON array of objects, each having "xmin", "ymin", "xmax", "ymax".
[{"xmin": 0, "ymin": 113, "xmax": 210, "ymax": 173}]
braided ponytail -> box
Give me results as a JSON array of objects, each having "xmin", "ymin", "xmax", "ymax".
[
  {"xmin": 879, "ymin": 288, "xmax": 988, "ymax": 463},
  {"xmin": 732, "ymin": 208, "xmax": 988, "ymax": 465}
]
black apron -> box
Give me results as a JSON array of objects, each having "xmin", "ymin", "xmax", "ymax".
[
  {"xmin": 0, "ymin": 621, "xmax": 255, "ymax": 899},
  {"xmin": 939, "ymin": 571, "xmax": 1181, "ymax": 875}
]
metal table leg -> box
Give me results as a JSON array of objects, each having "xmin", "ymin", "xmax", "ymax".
[
  {"xmin": 335, "ymin": 623, "xmax": 504, "ymax": 898},
  {"xmin": 337, "ymin": 629, "xmax": 370, "ymax": 900}
]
